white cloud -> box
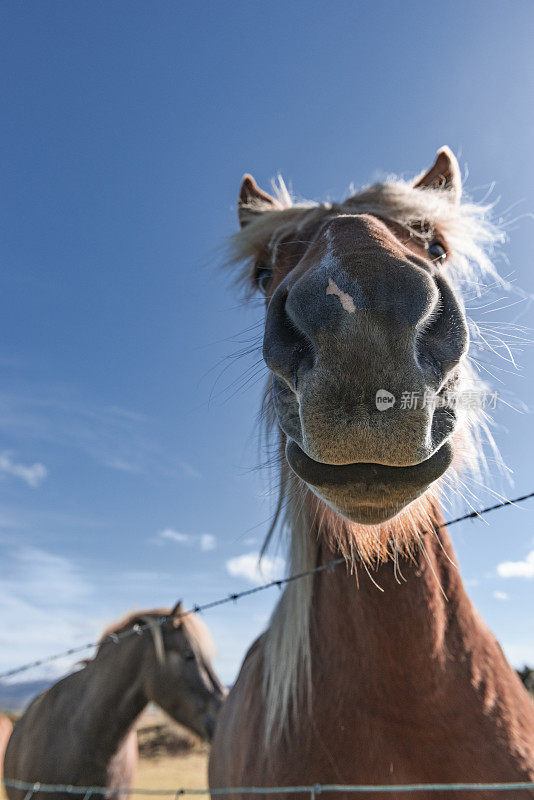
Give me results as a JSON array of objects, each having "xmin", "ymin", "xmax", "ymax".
[
  {"xmin": 0, "ymin": 452, "xmax": 48, "ymax": 488},
  {"xmin": 0, "ymin": 545, "xmax": 98, "ymax": 679},
  {"xmin": 155, "ymin": 528, "xmax": 216, "ymax": 551},
  {"xmin": 200, "ymin": 534, "xmax": 216, "ymax": 552},
  {"xmin": 9, "ymin": 546, "xmax": 90, "ymax": 604},
  {"xmin": 226, "ymin": 551, "xmax": 285, "ymax": 585},
  {"xmin": 497, "ymin": 550, "xmax": 534, "ymax": 579},
  {"xmin": 158, "ymin": 528, "xmax": 190, "ymax": 544},
  {"xmin": 493, "ymin": 590, "xmax": 508, "ymax": 601},
  {"xmin": 0, "ymin": 547, "xmax": 192, "ymax": 682}
]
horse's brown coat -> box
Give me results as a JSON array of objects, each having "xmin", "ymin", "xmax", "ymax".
[{"xmin": 211, "ymin": 518, "xmax": 534, "ymax": 795}]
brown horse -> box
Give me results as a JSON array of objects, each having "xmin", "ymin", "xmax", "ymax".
[
  {"xmin": 0, "ymin": 714, "xmax": 13, "ymax": 779},
  {"xmin": 209, "ymin": 149, "xmax": 534, "ymax": 796},
  {"xmin": 5, "ymin": 603, "xmax": 225, "ymax": 800}
]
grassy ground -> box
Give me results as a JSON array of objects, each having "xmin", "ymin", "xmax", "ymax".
[
  {"xmin": 135, "ymin": 750, "xmax": 209, "ymax": 793},
  {"xmin": 134, "ymin": 709, "xmax": 209, "ymax": 793}
]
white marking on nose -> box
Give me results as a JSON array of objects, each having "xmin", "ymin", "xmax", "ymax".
[{"xmin": 326, "ymin": 278, "xmax": 356, "ymax": 313}]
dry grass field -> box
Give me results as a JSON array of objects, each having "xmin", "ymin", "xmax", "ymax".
[
  {"xmin": 136, "ymin": 750, "xmax": 208, "ymax": 794},
  {"xmin": 135, "ymin": 710, "xmax": 209, "ymax": 794}
]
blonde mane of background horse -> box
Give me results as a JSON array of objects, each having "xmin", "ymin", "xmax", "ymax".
[
  {"xmin": 229, "ymin": 165, "xmax": 509, "ymax": 741},
  {"xmin": 98, "ymin": 606, "xmax": 217, "ymax": 664}
]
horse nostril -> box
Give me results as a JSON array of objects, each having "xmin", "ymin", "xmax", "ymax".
[
  {"xmin": 263, "ymin": 284, "xmax": 315, "ymax": 387},
  {"xmin": 417, "ymin": 349, "xmax": 443, "ymax": 388},
  {"xmin": 416, "ymin": 275, "xmax": 469, "ymax": 386}
]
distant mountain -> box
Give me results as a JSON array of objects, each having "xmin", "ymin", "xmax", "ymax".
[{"xmin": 0, "ymin": 679, "xmax": 52, "ymax": 713}]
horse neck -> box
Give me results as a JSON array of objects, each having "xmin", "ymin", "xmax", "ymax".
[
  {"xmin": 79, "ymin": 636, "xmax": 148, "ymax": 762},
  {"xmin": 310, "ymin": 509, "xmax": 524, "ymax": 714}
]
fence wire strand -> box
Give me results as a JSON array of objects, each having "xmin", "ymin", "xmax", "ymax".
[
  {"xmin": 4, "ymin": 778, "xmax": 534, "ymax": 796},
  {"xmin": 1, "ymin": 490, "xmax": 533, "ymax": 682}
]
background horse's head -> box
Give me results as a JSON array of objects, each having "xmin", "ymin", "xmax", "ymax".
[
  {"xmin": 100, "ymin": 603, "xmax": 226, "ymax": 741},
  {"xmin": 234, "ymin": 148, "xmax": 499, "ymax": 531}
]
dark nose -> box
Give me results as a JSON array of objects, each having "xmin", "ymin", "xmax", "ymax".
[
  {"xmin": 262, "ymin": 227, "xmax": 470, "ymax": 466},
  {"xmin": 263, "ymin": 257, "xmax": 467, "ymax": 395}
]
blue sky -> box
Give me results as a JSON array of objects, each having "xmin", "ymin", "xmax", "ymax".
[{"xmin": 1, "ymin": 1, "xmax": 534, "ymax": 686}]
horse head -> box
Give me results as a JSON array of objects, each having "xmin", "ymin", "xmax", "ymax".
[
  {"xmin": 139, "ymin": 603, "xmax": 226, "ymax": 742},
  {"xmin": 234, "ymin": 148, "xmax": 490, "ymax": 530}
]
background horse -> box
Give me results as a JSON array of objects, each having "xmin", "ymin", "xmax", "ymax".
[
  {"xmin": 5, "ymin": 602, "xmax": 225, "ymax": 800},
  {"xmin": 209, "ymin": 148, "xmax": 534, "ymax": 796}
]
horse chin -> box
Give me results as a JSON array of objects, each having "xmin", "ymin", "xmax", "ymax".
[
  {"xmin": 285, "ymin": 438, "xmax": 454, "ymax": 525},
  {"xmin": 322, "ymin": 499, "xmax": 416, "ymax": 525}
]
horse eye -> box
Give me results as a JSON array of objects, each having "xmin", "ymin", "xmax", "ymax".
[
  {"xmin": 255, "ymin": 265, "xmax": 274, "ymax": 295},
  {"xmin": 183, "ymin": 650, "xmax": 195, "ymax": 661},
  {"xmin": 427, "ymin": 241, "xmax": 447, "ymax": 263}
]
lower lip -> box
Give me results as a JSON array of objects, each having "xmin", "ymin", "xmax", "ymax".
[{"xmin": 285, "ymin": 439, "xmax": 454, "ymax": 495}]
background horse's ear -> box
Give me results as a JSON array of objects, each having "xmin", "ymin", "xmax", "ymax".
[
  {"xmin": 414, "ymin": 146, "xmax": 462, "ymax": 203},
  {"xmin": 170, "ymin": 599, "xmax": 183, "ymax": 616},
  {"xmin": 238, "ymin": 174, "xmax": 282, "ymax": 228}
]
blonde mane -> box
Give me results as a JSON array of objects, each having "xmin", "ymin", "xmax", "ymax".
[
  {"xmin": 230, "ymin": 172, "xmax": 508, "ymax": 741},
  {"xmin": 97, "ymin": 606, "xmax": 216, "ymax": 664},
  {"xmin": 230, "ymin": 176, "xmax": 504, "ymax": 291}
]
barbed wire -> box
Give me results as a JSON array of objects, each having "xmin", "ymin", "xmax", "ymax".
[
  {"xmin": 4, "ymin": 778, "xmax": 534, "ymax": 797},
  {"xmin": 1, "ymin": 490, "xmax": 533, "ymax": 682}
]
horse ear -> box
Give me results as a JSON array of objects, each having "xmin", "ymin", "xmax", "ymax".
[
  {"xmin": 238, "ymin": 174, "xmax": 282, "ymax": 228},
  {"xmin": 414, "ymin": 147, "xmax": 461, "ymax": 203},
  {"xmin": 170, "ymin": 599, "xmax": 183, "ymax": 616}
]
